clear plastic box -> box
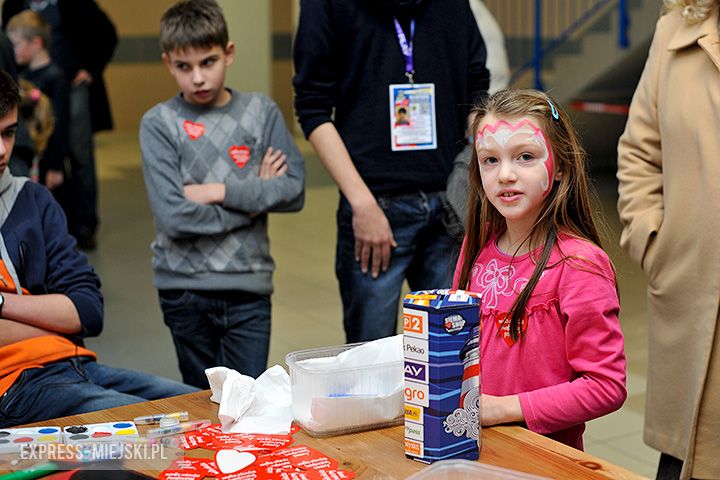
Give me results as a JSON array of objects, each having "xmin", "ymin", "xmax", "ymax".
[
  {"xmin": 285, "ymin": 342, "xmax": 403, "ymax": 437},
  {"xmin": 407, "ymin": 460, "xmax": 549, "ymax": 479}
]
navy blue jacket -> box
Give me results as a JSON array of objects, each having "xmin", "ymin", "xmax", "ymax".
[{"xmin": 1, "ymin": 181, "xmax": 103, "ymax": 338}]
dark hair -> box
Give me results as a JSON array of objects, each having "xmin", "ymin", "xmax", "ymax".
[
  {"xmin": 159, "ymin": 0, "xmax": 228, "ymax": 53},
  {"xmin": 457, "ymin": 89, "xmax": 613, "ymax": 341},
  {"xmin": 0, "ymin": 70, "xmax": 21, "ymax": 118}
]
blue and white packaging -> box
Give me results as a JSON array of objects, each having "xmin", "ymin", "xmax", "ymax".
[{"xmin": 403, "ymin": 289, "xmax": 481, "ymax": 463}]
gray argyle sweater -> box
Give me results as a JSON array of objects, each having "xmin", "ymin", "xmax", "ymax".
[{"xmin": 139, "ymin": 89, "xmax": 305, "ymax": 294}]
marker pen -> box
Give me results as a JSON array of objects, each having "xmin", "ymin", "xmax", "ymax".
[
  {"xmin": 133, "ymin": 411, "xmax": 189, "ymax": 425},
  {"xmin": 0, "ymin": 462, "xmax": 58, "ymax": 480},
  {"xmin": 146, "ymin": 419, "xmax": 211, "ymax": 439}
]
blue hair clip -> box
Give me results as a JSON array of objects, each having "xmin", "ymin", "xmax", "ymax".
[{"xmin": 547, "ymin": 99, "xmax": 559, "ymax": 121}]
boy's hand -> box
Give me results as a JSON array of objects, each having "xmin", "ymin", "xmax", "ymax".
[
  {"xmin": 184, "ymin": 183, "xmax": 225, "ymax": 204},
  {"xmin": 45, "ymin": 170, "xmax": 64, "ymax": 190},
  {"xmin": 259, "ymin": 147, "xmax": 288, "ymax": 179}
]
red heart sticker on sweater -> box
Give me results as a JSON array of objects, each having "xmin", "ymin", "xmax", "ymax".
[
  {"xmin": 184, "ymin": 120, "xmax": 205, "ymax": 140},
  {"xmin": 229, "ymin": 145, "xmax": 251, "ymax": 168}
]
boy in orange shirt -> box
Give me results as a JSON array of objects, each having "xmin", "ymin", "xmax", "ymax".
[{"xmin": 0, "ymin": 70, "xmax": 195, "ymax": 427}]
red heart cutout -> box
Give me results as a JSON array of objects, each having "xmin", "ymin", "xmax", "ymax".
[
  {"xmin": 229, "ymin": 145, "xmax": 251, "ymax": 168},
  {"xmin": 184, "ymin": 120, "xmax": 205, "ymax": 140},
  {"xmin": 494, "ymin": 312, "xmax": 527, "ymax": 346}
]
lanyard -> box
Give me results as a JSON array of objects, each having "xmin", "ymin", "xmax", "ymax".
[{"xmin": 393, "ymin": 17, "xmax": 415, "ymax": 84}]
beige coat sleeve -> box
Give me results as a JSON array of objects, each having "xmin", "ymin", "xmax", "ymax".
[{"xmin": 617, "ymin": 17, "xmax": 666, "ymax": 267}]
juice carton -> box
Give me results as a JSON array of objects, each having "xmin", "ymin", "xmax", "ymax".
[{"xmin": 403, "ymin": 289, "xmax": 481, "ymax": 463}]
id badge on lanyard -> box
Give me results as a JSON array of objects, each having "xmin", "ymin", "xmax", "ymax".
[{"xmin": 389, "ymin": 17, "xmax": 437, "ymax": 152}]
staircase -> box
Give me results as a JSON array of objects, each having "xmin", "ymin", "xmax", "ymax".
[{"xmin": 485, "ymin": 0, "xmax": 662, "ymax": 104}]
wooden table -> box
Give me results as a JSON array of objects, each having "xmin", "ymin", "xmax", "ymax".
[{"xmin": 4, "ymin": 391, "xmax": 647, "ymax": 479}]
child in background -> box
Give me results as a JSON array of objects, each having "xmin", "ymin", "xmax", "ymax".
[
  {"xmin": 453, "ymin": 89, "xmax": 626, "ymax": 449},
  {"xmin": 6, "ymin": 11, "xmax": 67, "ymax": 190},
  {"xmin": 140, "ymin": 0, "xmax": 304, "ymax": 388}
]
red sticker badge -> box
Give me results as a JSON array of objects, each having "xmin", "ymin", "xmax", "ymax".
[
  {"xmin": 229, "ymin": 145, "xmax": 251, "ymax": 169},
  {"xmin": 183, "ymin": 120, "xmax": 205, "ymax": 140},
  {"xmin": 494, "ymin": 312, "xmax": 528, "ymax": 347}
]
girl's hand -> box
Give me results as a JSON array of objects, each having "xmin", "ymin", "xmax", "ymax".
[
  {"xmin": 481, "ymin": 394, "xmax": 524, "ymax": 426},
  {"xmin": 259, "ymin": 147, "xmax": 288, "ymax": 179}
]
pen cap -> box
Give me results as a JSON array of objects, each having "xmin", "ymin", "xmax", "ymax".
[{"xmin": 159, "ymin": 417, "xmax": 180, "ymax": 428}]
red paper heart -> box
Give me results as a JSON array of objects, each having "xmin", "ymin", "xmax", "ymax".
[
  {"xmin": 273, "ymin": 446, "xmax": 339, "ymax": 470},
  {"xmin": 229, "ymin": 145, "xmax": 251, "ymax": 168},
  {"xmin": 183, "ymin": 120, "xmax": 205, "ymax": 140},
  {"xmin": 494, "ymin": 312, "xmax": 528, "ymax": 346},
  {"xmin": 159, "ymin": 471, "xmax": 204, "ymax": 480}
]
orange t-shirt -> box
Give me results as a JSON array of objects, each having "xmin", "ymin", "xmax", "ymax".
[
  {"xmin": 0, "ymin": 336, "xmax": 96, "ymax": 396},
  {"xmin": 0, "ymin": 259, "xmax": 96, "ymax": 397}
]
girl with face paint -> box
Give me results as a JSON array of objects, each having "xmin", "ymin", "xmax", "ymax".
[{"xmin": 451, "ymin": 89, "xmax": 626, "ymax": 450}]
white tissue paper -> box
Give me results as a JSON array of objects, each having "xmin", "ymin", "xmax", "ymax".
[
  {"xmin": 205, "ymin": 364, "xmax": 293, "ymax": 434},
  {"xmin": 291, "ymin": 334, "xmax": 404, "ymax": 434}
]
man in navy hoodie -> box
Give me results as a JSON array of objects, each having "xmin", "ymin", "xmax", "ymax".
[{"xmin": 293, "ymin": 0, "xmax": 489, "ymax": 343}]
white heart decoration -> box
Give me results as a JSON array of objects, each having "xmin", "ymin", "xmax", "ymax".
[{"xmin": 214, "ymin": 449, "xmax": 257, "ymax": 474}]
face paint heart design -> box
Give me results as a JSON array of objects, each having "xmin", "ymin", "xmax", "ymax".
[
  {"xmin": 476, "ymin": 119, "xmax": 555, "ymax": 196},
  {"xmin": 214, "ymin": 449, "xmax": 256, "ymax": 474},
  {"xmin": 183, "ymin": 120, "xmax": 205, "ymax": 140},
  {"xmin": 229, "ymin": 145, "xmax": 251, "ymax": 168}
]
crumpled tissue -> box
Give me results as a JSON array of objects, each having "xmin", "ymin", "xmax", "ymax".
[{"xmin": 206, "ymin": 364, "xmax": 293, "ymax": 434}]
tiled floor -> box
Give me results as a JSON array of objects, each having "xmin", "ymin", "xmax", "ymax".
[{"xmin": 85, "ymin": 131, "xmax": 657, "ymax": 478}]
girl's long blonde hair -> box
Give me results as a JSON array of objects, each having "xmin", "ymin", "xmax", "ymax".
[
  {"xmin": 456, "ymin": 89, "xmax": 607, "ymax": 341},
  {"xmin": 663, "ymin": 0, "xmax": 716, "ymax": 23}
]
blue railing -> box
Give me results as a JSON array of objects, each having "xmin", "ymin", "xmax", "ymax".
[{"xmin": 484, "ymin": 0, "xmax": 630, "ymax": 90}]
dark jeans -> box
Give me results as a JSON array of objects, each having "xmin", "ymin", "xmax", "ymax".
[
  {"xmin": 159, "ymin": 289, "xmax": 271, "ymax": 389},
  {"xmin": 0, "ymin": 357, "xmax": 197, "ymax": 428},
  {"xmin": 63, "ymin": 84, "xmax": 98, "ymax": 238},
  {"xmin": 336, "ymin": 191, "xmax": 454, "ymax": 343},
  {"xmin": 656, "ymin": 453, "xmax": 696, "ymax": 480}
]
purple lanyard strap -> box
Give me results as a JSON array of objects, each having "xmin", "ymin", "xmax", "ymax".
[{"xmin": 393, "ymin": 17, "xmax": 416, "ymax": 83}]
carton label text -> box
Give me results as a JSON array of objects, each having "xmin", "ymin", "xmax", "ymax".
[
  {"xmin": 403, "ymin": 309, "xmax": 428, "ymax": 339},
  {"xmin": 404, "ymin": 404, "xmax": 423, "ymax": 422},
  {"xmin": 404, "ymin": 381, "xmax": 429, "ymax": 407},
  {"xmin": 405, "ymin": 439, "xmax": 423, "ymax": 457},
  {"xmin": 405, "ymin": 422, "xmax": 424, "ymax": 441},
  {"xmin": 403, "ymin": 336, "xmax": 428, "ymax": 362},
  {"xmin": 404, "ymin": 360, "xmax": 428, "ymax": 383}
]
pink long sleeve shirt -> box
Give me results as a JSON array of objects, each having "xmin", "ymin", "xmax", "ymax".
[{"xmin": 453, "ymin": 233, "xmax": 627, "ymax": 449}]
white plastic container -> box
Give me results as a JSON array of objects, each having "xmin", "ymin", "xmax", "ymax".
[
  {"xmin": 285, "ymin": 342, "xmax": 403, "ymax": 437},
  {"xmin": 407, "ymin": 460, "xmax": 549, "ymax": 479}
]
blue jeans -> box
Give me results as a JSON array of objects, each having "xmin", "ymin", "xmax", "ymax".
[
  {"xmin": 159, "ymin": 289, "xmax": 271, "ymax": 388},
  {"xmin": 336, "ymin": 191, "xmax": 454, "ymax": 343},
  {"xmin": 0, "ymin": 357, "xmax": 197, "ymax": 428}
]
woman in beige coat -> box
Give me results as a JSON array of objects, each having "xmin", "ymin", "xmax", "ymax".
[{"xmin": 617, "ymin": 1, "xmax": 720, "ymax": 478}]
